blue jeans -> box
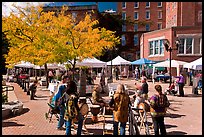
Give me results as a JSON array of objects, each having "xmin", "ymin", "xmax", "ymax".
[
  {"xmin": 57, "ymin": 106, "xmax": 65, "ymax": 128},
  {"xmin": 113, "ymin": 121, "xmax": 126, "ymax": 135},
  {"xmin": 65, "ymin": 113, "xmax": 84, "ymax": 135}
]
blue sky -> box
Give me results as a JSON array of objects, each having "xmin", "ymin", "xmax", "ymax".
[
  {"xmin": 44, "ymin": 2, "xmax": 117, "ymax": 12},
  {"xmin": 2, "ymin": 2, "xmax": 117, "ymax": 17}
]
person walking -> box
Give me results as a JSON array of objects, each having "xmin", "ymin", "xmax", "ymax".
[
  {"xmin": 53, "ymin": 75, "xmax": 69, "ymax": 130},
  {"xmin": 148, "ymin": 85, "xmax": 170, "ymax": 135},
  {"xmin": 135, "ymin": 67, "xmax": 139, "ymax": 80},
  {"xmin": 175, "ymin": 73, "xmax": 185, "ymax": 97},
  {"xmin": 109, "ymin": 84, "xmax": 131, "ymax": 135},
  {"xmin": 63, "ymin": 80, "xmax": 83, "ymax": 135}
]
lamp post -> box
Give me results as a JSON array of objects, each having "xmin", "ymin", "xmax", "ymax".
[{"xmin": 163, "ymin": 38, "xmax": 180, "ymax": 87}]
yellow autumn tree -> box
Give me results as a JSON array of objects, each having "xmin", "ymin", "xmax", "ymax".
[
  {"xmin": 45, "ymin": 6, "xmax": 120, "ymax": 76},
  {"xmin": 3, "ymin": 4, "xmax": 120, "ymax": 83}
]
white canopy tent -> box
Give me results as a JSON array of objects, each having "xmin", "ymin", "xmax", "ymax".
[
  {"xmin": 107, "ymin": 55, "xmax": 131, "ymax": 65},
  {"xmin": 76, "ymin": 57, "xmax": 107, "ymax": 68},
  {"xmin": 66, "ymin": 57, "xmax": 107, "ymax": 68},
  {"xmin": 183, "ymin": 57, "xmax": 202, "ymax": 70},
  {"xmin": 153, "ymin": 60, "xmax": 188, "ymax": 76},
  {"xmin": 14, "ymin": 61, "xmax": 35, "ymax": 68}
]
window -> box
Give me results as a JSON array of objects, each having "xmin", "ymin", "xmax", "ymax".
[
  {"xmin": 146, "ymin": 23, "xmax": 150, "ymax": 31},
  {"xmin": 159, "ymin": 40, "xmax": 164, "ymax": 54},
  {"xmin": 186, "ymin": 38, "xmax": 193, "ymax": 54},
  {"xmin": 134, "ymin": 2, "xmax": 139, "ymax": 8},
  {"xmin": 122, "ymin": 2, "xmax": 126, "ymax": 8},
  {"xmin": 158, "ymin": 11, "xmax": 162, "ymax": 19},
  {"xmin": 122, "ymin": 12, "xmax": 126, "ymax": 20},
  {"xmin": 146, "ymin": 2, "xmax": 150, "ymax": 8},
  {"xmin": 149, "ymin": 39, "xmax": 164, "ymax": 56},
  {"xmin": 146, "ymin": 11, "xmax": 150, "ymax": 19},
  {"xmin": 198, "ymin": 10, "xmax": 202, "ymax": 22},
  {"xmin": 72, "ymin": 12, "xmax": 77, "ymax": 19},
  {"xmin": 200, "ymin": 38, "xmax": 202, "ymax": 54},
  {"xmin": 158, "ymin": 23, "xmax": 162, "ymax": 29},
  {"xmin": 178, "ymin": 38, "xmax": 194, "ymax": 54},
  {"xmin": 134, "ymin": 34, "xmax": 138, "ymax": 46},
  {"xmin": 158, "ymin": 2, "xmax": 162, "ymax": 7},
  {"xmin": 194, "ymin": 37, "xmax": 201, "ymax": 54},
  {"xmin": 154, "ymin": 40, "xmax": 159, "ymax": 54},
  {"xmin": 134, "ymin": 12, "xmax": 139, "ymax": 20},
  {"xmin": 121, "ymin": 35, "xmax": 126, "ymax": 46},
  {"xmin": 134, "ymin": 23, "xmax": 138, "ymax": 32},
  {"xmin": 149, "ymin": 41, "xmax": 154, "ymax": 55},
  {"xmin": 122, "ymin": 25, "xmax": 126, "ymax": 32}
]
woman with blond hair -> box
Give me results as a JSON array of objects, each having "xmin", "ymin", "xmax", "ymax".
[{"xmin": 109, "ymin": 83, "xmax": 131, "ymax": 135}]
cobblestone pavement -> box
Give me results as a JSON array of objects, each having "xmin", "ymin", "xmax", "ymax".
[{"xmin": 2, "ymin": 78, "xmax": 202, "ymax": 135}]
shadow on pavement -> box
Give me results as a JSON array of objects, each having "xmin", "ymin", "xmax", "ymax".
[
  {"xmin": 167, "ymin": 130, "xmax": 187, "ymax": 135},
  {"xmin": 165, "ymin": 123, "xmax": 177, "ymax": 129},
  {"xmin": 184, "ymin": 94, "xmax": 202, "ymax": 98},
  {"xmin": 2, "ymin": 121, "xmax": 25, "ymax": 127},
  {"xmin": 20, "ymin": 108, "xmax": 30, "ymax": 115},
  {"xmin": 165, "ymin": 113, "xmax": 185, "ymax": 119},
  {"xmin": 86, "ymin": 128, "xmax": 103, "ymax": 135}
]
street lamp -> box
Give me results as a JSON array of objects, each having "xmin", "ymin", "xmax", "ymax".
[{"xmin": 163, "ymin": 38, "xmax": 180, "ymax": 86}]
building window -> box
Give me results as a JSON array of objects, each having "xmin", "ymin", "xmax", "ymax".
[
  {"xmin": 127, "ymin": 54, "xmax": 132, "ymax": 61},
  {"xmin": 154, "ymin": 40, "xmax": 159, "ymax": 54},
  {"xmin": 134, "ymin": 12, "xmax": 139, "ymax": 20},
  {"xmin": 134, "ymin": 34, "xmax": 138, "ymax": 46},
  {"xmin": 122, "ymin": 2, "xmax": 126, "ymax": 8},
  {"xmin": 72, "ymin": 12, "xmax": 77, "ymax": 19},
  {"xmin": 146, "ymin": 23, "xmax": 150, "ymax": 31},
  {"xmin": 158, "ymin": 2, "xmax": 162, "ymax": 7},
  {"xmin": 158, "ymin": 11, "xmax": 162, "ymax": 19},
  {"xmin": 134, "ymin": 2, "xmax": 139, "ymax": 8},
  {"xmin": 122, "ymin": 25, "xmax": 126, "ymax": 32},
  {"xmin": 146, "ymin": 11, "xmax": 150, "ymax": 19},
  {"xmin": 149, "ymin": 39, "xmax": 164, "ymax": 56},
  {"xmin": 186, "ymin": 38, "xmax": 193, "ymax": 54},
  {"xmin": 198, "ymin": 10, "xmax": 202, "ymax": 22},
  {"xmin": 146, "ymin": 2, "xmax": 150, "ymax": 8},
  {"xmin": 200, "ymin": 38, "xmax": 202, "ymax": 54},
  {"xmin": 159, "ymin": 40, "xmax": 164, "ymax": 54},
  {"xmin": 121, "ymin": 35, "xmax": 126, "ymax": 46},
  {"xmin": 178, "ymin": 38, "xmax": 194, "ymax": 54},
  {"xmin": 122, "ymin": 12, "xmax": 126, "ymax": 20},
  {"xmin": 158, "ymin": 23, "xmax": 162, "ymax": 29},
  {"xmin": 149, "ymin": 41, "xmax": 154, "ymax": 55},
  {"xmin": 134, "ymin": 23, "xmax": 138, "ymax": 32}
]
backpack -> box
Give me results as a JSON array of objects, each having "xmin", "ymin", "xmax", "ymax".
[
  {"xmin": 152, "ymin": 94, "xmax": 170, "ymax": 109},
  {"xmin": 65, "ymin": 94, "xmax": 78, "ymax": 120}
]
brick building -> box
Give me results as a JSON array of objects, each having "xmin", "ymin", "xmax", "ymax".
[
  {"xmin": 117, "ymin": 2, "xmax": 166, "ymax": 61},
  {"xmin": 141, "ymin": 2, "xmax": 202, "ymax": 76},
  {"xmin": 43, "ymin": 4, "xmax": 99, "ymax": 22}
]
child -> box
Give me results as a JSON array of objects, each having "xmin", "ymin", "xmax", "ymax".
[
  {"xmin": 29, "ymin": 80, "xmax": 38, "ymax": 100},
  {"xmin": 133, "ymin": 90, "xmax": 144, "ymax": 108}
]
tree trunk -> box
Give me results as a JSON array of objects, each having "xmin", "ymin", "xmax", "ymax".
[
  {"xmin": 44, "ymin": 63, "xmax": 49, "ymax": 88},
  {"xmin": 79, "ymin": 68, "xmax": 86, "ymax": 97}
]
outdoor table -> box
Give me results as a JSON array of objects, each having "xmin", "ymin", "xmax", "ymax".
[{"xmin": 156, "ymin": 75, "xmax": 170, "ymax": 83}]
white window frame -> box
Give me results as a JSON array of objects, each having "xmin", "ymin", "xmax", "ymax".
[
  {"xmin": 122, "ymin": 12, "xmax": 126, "ymax": 20},
  {"xmin": 134, "ymin": 2, "xmax": 139, "ymax": 8},
  {"xmin": 122, "ymin": 2, "xmax": 126, "ymax": 9},
  {"xmin": 178, "ymin": 37, "xmax": 194, "ymax": 55},
  {"xmin": 200, "ymin": 38, "xmax": 202, "ymax": 54},
  {"xmin": 157, "ymin": 22, "xmax": 162, "ymax": 29},
  {"xmin": 134, "ymin": 34, "xmax": 139, "ymax": 46},
  {"xmin": 148, "ymin": 37, "xmax": 165, "ymax": 57},
  {"xmin": 158, "ymin": 10, "xmax": 162, "ymax": 19},
  {"xmin": 146, "ymin": 2, "xmax": 150, "ymax": 8},
  {"xmin": 134, "ymin": 11, "xmax": 139, "ymax": 20},
  {"xmin": 158, "ymin": 2, "xmax": 162, "ymax": 7},
  {"xmin": 146, "ymin": 10, "xmax": 150, "ymax": 19}
]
